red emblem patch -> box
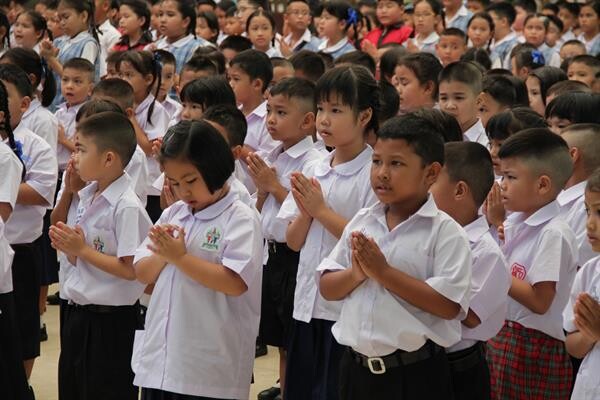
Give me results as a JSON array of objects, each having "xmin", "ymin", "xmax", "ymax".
[{"xmin": 511, "ymin": 263, "xmax": 527, "ymax": 280}]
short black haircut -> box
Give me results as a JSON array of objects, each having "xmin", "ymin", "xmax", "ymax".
[
  {"xmin": 439, "ymin": 61, "xmax": 483, "ymax": 94},
  {"xmin": 514, "ymin": 0, "xmax": 536, "ymax": 14},
  {"xmin": 542, "ymin": 2, "xmax": 559, "ymax": 15},
  {"xmin": 0, "ymin": 63, "xmax": 33, "ymax": 98},
  {"xmin": 219, "ymin": 35, "xmax": 253, "ymax": 53},
  {"xmin": 63, "ymin": 57, "xmax": 96, "ymax": 82},
  {"xmin": 183, "ymin": 55, "xmax": 218, "ymax": 75},
  {"xmin": 396, "ymin": 52, "xmax": 443, "ymax": 99},
  {"xmin": 76, "ymin": 99, "xmax": 124, "ymax": 122},
  {"xmin": 106, "ymin": 50, "xmax": 123, "ymax": 65},
  {"xmin": 556, "ymin": 0, "xmax": 580, "ymax": 17},
  {"xmin": 460, "ymin": 48, "xmax": 492, "ymax": 71},
  {"xmin": 230, "ymin": 49, "xmax": 273, "ymax": 92},
  {"xmin": 498, "ymin": 128, "xmax": 573, "ymax": 190},
  {"xmin": 202, "ymin": 104, "xmax": 248, "ymax": 148},
  {"xmin": 545, "ymin": 92, "xmax": 600, "ymax": 125},
  {"xmin": 289, "ymin": 50, "xmax": 326, "ymax": 83},
  {"xmin": 334, "ymin": 51, "xmax": 376, "ymax": 76},
  {"xmin": 377, "ymin": 114, "xmax": 445, "ymax": 166},
  {"xmin": 153, "ymin": 49, "xmax": 176, "ymax": 67},
  {"xmin": 570, "ymin": 54, "xmax": 600, "ymax": 72},
  {"xmin": 159, "ymin": 120, "xmax": 235, "ymax": 193},
  {"xmin": 440, "ymin": 27, "xmax": 468, "ymax": 43},
  {"xmin": 379, "ymin": 46, "xmax": 408, "ymax": 82},
  {"xmin": 269, "ymin": 77, "xmax": 316, "ymax": 113},
  {"xmin": 482, "ymin": 75, "xmax": 529, "ymax": 108},
  {"xmin": 271, "ymin": 57, "xmax": 294, "ymax": 70},
  {"xmin": 561, "ymin": 123, "xmax": 600, "ymax": 175},
  {"xmin": 529, "ymin": 66, "xmax": 567, "ymax": 104},
  {"xmin": 180, "ymin": 76, "xmax": 236, "ymax": 109},
  {"xmin": 77, "ymin": 111, "xmax": 137, "ymax": 167},
  {"xmin": 486, "ymin": 2, "xmax": 516, "ymax": 25},
  {"xmin": 412, "ymin": 108, "xmax": 463, "ymax": 143},
  {"xmin": 486, "ymin": 107, "xmax": 547, "ymax": 141},
  {"xmin": 92, "ymin": 78, "xmax": 135, "ymax": 111},
  {"xmin": 586, "ymin": 165, "xmax": 600, "ymax": 193},
  {"xmin": 379, "ymin": 80, "xmax": 399, "ymax": 126},
  {"xmin": 193, "ymin": 47, "xmax": 227, "ymax": 74},
  {"xmin": 547, "ymin": 79, "xmax": 592, "ymax": 98},
  {"xmin": 444, "ymin": 141, "xmax": 494, "ymax": 207}
]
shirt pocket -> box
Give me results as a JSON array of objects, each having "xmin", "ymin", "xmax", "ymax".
[{"xmin": 86, "ymin": 227, "xmax": 117, "ymax": 256}]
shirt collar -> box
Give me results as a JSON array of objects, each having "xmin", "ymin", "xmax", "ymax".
[
  {"xmin": 463, "ymin": 119, "xmax": 484, "ymax": 142},
  {"xmin": 314, "ymin": 145, "xmax": 372, "ymax": 177},
  {"xmin": 446, "ymin": 5, "xmax": 469, "ymax": 24},
  {"xmin": 464, "ymin": 215, "xmax": 490, "ymax": 243},
  {"xmin": 174, "ymin": 187, "xmax": 236, "ymax": 222},
  {"xmin": 318, "ymin": 36, "xmax": 349, "ymax": 53},
  {"xmin": 557, "ymin": 181, "xmax": 586, "ymax": 206},
  {"xmin": 79, "ymin": 172, "xmax": 132, "ymax": 207},
  {"xmin": 523, "ymin": 200, "xmax": 560, "ymax": 227},
  {"xmin": 285, "ymin": 29, "xmax": 312, "ymax": 48},
  {"xmin": 68, "ymin": 30, "xmax": 91, "ymax": 44},
  {"xmin": 59, "ymin": 101, "xmax": 85, "ymax": 114},
  {"xmin": 372, "ymin": 194, "xmax": 439, "ymax": 230},
  {"xmin": 419, "ymin": 31, "xmax": 439, "ymax": 45},
  {"xmin": 491, "ymin": 31, "xmax": 517, "ymax": 48},
  {"xmin": 282, "ymin": 136, "xmax": 315, "ymax": 159},
  {"xmin": 161, "ymin": 34, "xmax": 194, "ymax": 48},
  {"xmin": 22, "ymin": 98, "xmax": 42, "ymax": 119},
  {"xmin": 247, "ymin": 101, "xmax": 267, "ymax": 119},
  {"xmin": 136, "ymin": 94, "xmax": 155, "ymax": 114}
]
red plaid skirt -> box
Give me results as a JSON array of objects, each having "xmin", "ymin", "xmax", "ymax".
[{"xmin": 486, "ymin": 321, "xmax": 572, "ymax": 400}]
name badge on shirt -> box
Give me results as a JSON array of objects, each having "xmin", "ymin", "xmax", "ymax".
[
  {"xmin": 93, "ymin": 236, "xmax": 106, "ymax": 253},
  {"xmin": 511, "ymin": 263, "xmax": 527, "ymax": 280},
  {"xmin": 201, "ymin": 226, "xmax": 222, "ymax": 252}
]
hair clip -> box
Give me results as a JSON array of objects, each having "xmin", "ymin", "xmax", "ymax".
[
  {"xmin": 347, "ymin": 8, "xmax": 358, "ymax": 25},
  {"xmin": 531, "ymin": 50, "xmax": 545, "ymax": 65}
]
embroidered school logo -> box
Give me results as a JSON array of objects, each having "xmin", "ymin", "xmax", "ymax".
[
  {"xmin": 511, "ymin": 263, "xmax": 527, "ymax": 280},
  {"xmin": 201, "ymin": 227, "xmax": 221, "ymax": 251},
  {"xmin": 93, "ymin": 236, "xmax": 105, "ymax": 253}
]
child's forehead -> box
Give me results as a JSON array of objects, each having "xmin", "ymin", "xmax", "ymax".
[
  {"xmin": 63, "ymin": 68, "xmax": 92, "ymax": 79},
  {"xmin": 439, "ymin": 35, "xmax": 465, "ymax": 44}
]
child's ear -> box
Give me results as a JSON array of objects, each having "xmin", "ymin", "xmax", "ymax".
[
  {"xmin": 569, "ymin": 146, "xmax": 580, "ymax": 164},
  {"xmin": 426, "ymin": 162, "xmax": 442, "ymax": 185},
  {"xmin": 20, "ymin": 96, "xmax": 31, "ymax": 114},
  {"xmin": 455, "ymin": 181, "xmax": 469, "ymax": 201},
  {"xmin": 537, "ymin": 174, "xmax": 552, "ymax": 195},
  {"xmin": 300, "ymin": 111, "xmax": 316, "ymax": 130},
  {"xmin": 231, "ymin": 144, "xmax": 243, "ymax": 160},
  {"xmin": 423, "ymin": 80, "xmax": 436, "ymax": 98},
  {"xmin": 252, "ymin": 78, "xmax": 264, "ymax": 92},
  {"xmin": 145, "ymin": 73, "xmax": 155, "ymax": 88},
  {"xmin": 125, "ymin": 107, "xmax": 135, "ymax": 119},
  {"xmin": 358, "ymin": 107, "xmax": 373, "ymax": 129}
]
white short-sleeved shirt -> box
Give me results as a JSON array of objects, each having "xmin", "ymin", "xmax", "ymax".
[
  {"xmin": 162, "ymin": 96, "xmax": 182, "ymax": 121},
  {"xmin": 463, "ymin": 120, "xmax": 488, "ymax": 149},
  {"xmin": 563, "ymin": 256, "xmax": 600, "ymax": 400},
  {"xmin": 127, "ymin": 145, "xmax": 150, "ymax": 206},
  {"xmin": 135, "ymin": 94, "xmax": 169, "ymax": 195},
  {"xmin": 0, "ymin": 143, "xmax": 23, "ymax": 294},
  {"xmin": 20, "ymin": 98, "xmax": 59, "ymax": 154},
  {"xmin": 98, "ymin": 19, "xmax": 122, "ymax": 78},
  {"xmin": 317, "ymin": 196, "xmax": 472, "ymax": 356},
  {"xmin": 502, "ymin": 201, "xmax": 578, "ymax": 340},
  {"xmin": 4, "ymin": 126, "xmax": 58, "ymax": 244},
  {"xmin": 63, "ymin": 173, "xmax": 152, "ymax": 306},
  {"xmin": 447, "ymin": 216, "xmax": 510, "ymax": 352},
  {"xmin": 132, "ymin": 192, "xmax": 263, "ymax": 398},
  {"xmin": 577, "ymin": 32, "xmax": 600, "ymax": 55},
  {"xmin": 54, "ymin": 102, "xmax": 85, "ymax": 170},
  {"xmin": 60, "ymin": 31, "xmax": 99, "ymax": 65},
  {"xmin": 244, "ymin": 101, "xmax": 279, "ymax": 154},
  {"xmin": 277, "ymin": 146, "xmax": 378, "ymax": 323},
  {"xmin": 260, "ymin": 137, "xmax": 324, "ymax": 243},
  {"xmin": 558, "ymin": 181, "xmax": 595, "ymax": 267}
]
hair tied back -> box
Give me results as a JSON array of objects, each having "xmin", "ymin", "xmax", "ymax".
[{"xmin": 531, "ymin": 50, "xmax": 545, "ymax": 65}]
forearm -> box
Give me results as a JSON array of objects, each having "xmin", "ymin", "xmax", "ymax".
[
  {"xmin": 174, "ymin": 254, "xmax": 248, "ymax": 296},
  {"xmin": 255, "ymin": 193, "xmax": 267, "ymax": 212},
  {"xmin": 462, "ymin": 308, "xmax": 482, "ymax": 328},
  {"xmin": 509, "ymin": 278, "xmax": 555, "ymax": 314},
  {"xmin": 286, "ymin": 214, "xmax": 312, "ymax": 251},
  {"xmin": 134, "ymin": 255, "xmax": 167, "ymax": 284},
  {"xmin": 270, "ymin": 184, "xmax": 289, "ymax": 205},
  {"xmin": 133, "ymin": 123, "xmax": 154, "ymax": 155},
  {"xmin": 0, "ymin": 203, "xmax": 12, "ymax": 223},
  {"xmin": 78, "ymin": 247, "xmax": 137, "ymax": 280},
  {"xmin": 46, "ymin": 57, "xmax": 63, "ymax": 76},
  {"xmin": 320, "ymin": 269, "xmax": 363, "ymax": 300},
  {"xmin": 314, "ymin": 207, "xmax": 348, "ymax": 240},
  {"xmin": 17, "ymin": 183, "xmax": 49, "ymax": 206},
  {"xmin": 58, "ymin": 136, "xmax": 76, "ymax": 151},
  {"xmin": 565, "ymin": 331, "xmax": 596, "ymax": 359},
  {"xmin": 50, "ymin": 190, "xmax": 73, "ymax": 225}
]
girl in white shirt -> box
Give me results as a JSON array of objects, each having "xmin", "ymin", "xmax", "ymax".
[
  {"xmin": 133, "ymin": 120, "xmax": 263, "ymax": 400},
  {"xmin": 246, "ymin": 9, "xmax": 283, "ymax": 58}
]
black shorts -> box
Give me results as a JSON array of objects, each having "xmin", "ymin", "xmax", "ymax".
[
  {"xmin": 0, "ymin": 292, "xmax": 30, "ymax": 400},
  {"xmin": 258, "ymin": 242, "xmax": 299, "ymax": 348},
  {"xmin": 11, "ymin": 242, "xmax": 42, "ymax": 360},
  {"xmin": 146, "ymin": 195, "xmax": 163, "ymax": 223},
  {"xmin": 141, "ymin": 388, "xmax": 235, "ymax": 400},
  {"xmin": 447, "ymin": 342, "xmax": 491, "ymax": 400},
  {"xmin": 39, "ymin": 209, "xmax": 59, "ymax": 286}
]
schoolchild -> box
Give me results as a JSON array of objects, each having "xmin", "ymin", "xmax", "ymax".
[
  {"xmin": 281, "ymin": 0, "xmax": 321, "ymax": 56},
  {"xmin": 246, "ymin": 9, "xmax": 282, "ymax": 58},
  {"xmin": 316, "ymin": 2, "xmax": 358, "ymax": 60},
  {"xmin": 486, "ymin": 2, "xmax": 518, "ymax": 69},
  {"xmin": 437, "ymin": 28, "xmax": 468, "ymax": 66},
  {"xmin": 525, "ymin": 66, "xmax": 567, "ymax": 116},
  {"xmin": 545, "ymin": 92, "xmax": 600, "ymax": 134},
  {"xmin": 113, "ymin": 0, "xmax": 154, "ymax": 52},
  {"xmin": 477, "ymin": 74, "xmax": 529, "ymax": 127},
  {"xmin": 152, "ymin": 50, "xmax": 181, "ymax": 119},
  {"xmin": 405, "ymin": 0, "xmax": 442, "ymax": 54},
  {"xmin": 393, "ymin": 52, "xmax": 442, "ymax": 114},
  {"xmin": 362, "ymin": 0, "xmax": 412, "ymax": 52},
  {"xmin": 444, "ymin": 0, "xmax": 473, "ymax": 32}
]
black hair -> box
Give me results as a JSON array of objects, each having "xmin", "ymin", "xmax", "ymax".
[
  {"xmin": 545, "ymin": 92, "xmax": 600, "ymax": 124},
  {"xmin": 587, "ymin": 165, "xmax": 600, "ymax": 193},
  {"xmin": 59, "ymin": 0, "xmax": 100, "ymax": 43},
  {"xmin": 542, "ymin": 3, "xmax": 559, "ymax": 15},
  {"xmin": 439, "ymin": 61, "xmax": 483, "ymax": 94},
  {"xmin": 444, "ymin": 141, "xmax": 494, "ymax": 206},
  {"xmin": 202, "ymin": 104, "xmax": 248, "ymax": 147},
  {"xmin": 441, "ymin": 27, "xmax": 468, "ymax": 43},
  {"xmin": 498, "ymin": 127, "xmax": 573, "ymax": 189},
  {"xmin": 0, "ymin": 11, "xmax": 9, "ymax": 50},
  {"xmin": 289, "ymin": 50, "xmax": 326, "ymax": 83},
  {"xmin": 198, "ymin": 10, "xmax": 219, "ymax": 43},
  {"xmin": 219, "ymin": 34, "xmax": 253, "ymax": 52},
  {"xmin": 229, "ymin": 49, "xmax": 273, "ymax": 92},
  {"xmin": 486, "ymin": 106, "xmax": 547, "ymax": 140},
  {"xmin": 225, "ymin": 5, "xmax": 237, "ymax": 18},
  {"xmin": 414, "ymin": 0, "xmax": 444, "ymax": 18},
  {"xmin": 269, "ymin": 77, "xmax": 316, "ymax": 112},
  {"xmin": 562, "ymin": 39, "xmax": 587, "ymax": 50},
  {"xmin": 315, "ymin": 65, "xmax": 380, "ymax": 134},
  {"xmin": 115, "ymin": 0, "xmax": 153, "ymax": 48},
  {"xmin": 16, "ymin": 11, "xmax": 48, "ymax": 44},
  {"xmin": 460, "ymin": 48, "xmax": 492, "ymax": 70},
  {"xmin": 511, "ymin": 43, "xmax": 545, "ymax": 71},
  {"xmin": 523, "ymin": 13, "xmax": 552, "ymax": 35},
  {"xmin": 580, "ymin": 1, "xmax": 600, "ymax": 19},
  {"xmin": 485, "ymin": 2, "xmax": 516, "ymax": 25},
  {"xmin": 63, "ymin": 57, "xmax": 96, "ymax": 82},
  {"xmin": 159, "ymin": 120, "xmax": 234, "ymax": 193},
  {"xmin": 168, "ymin": 0, "xmax": 197, "ymax": 36},
  {"xmin": 246, "ymin": 8, "xmax": 277, "ymax": 47},
  {"xmin": 377, "ymin": 114, "xmax": 445, "ymax": 166},
  {"xmin": 396, "ymin": 52, "xmax": 443, "ymax": 99},
  {"xmin": 528, "ymin": 66, "xmax": 567, "ymax": 105},
  {"xmin": 467, "ymin": 12, "xmax": 495, "ymax": 50},
  {"xmin": 379, "ymin": 46, "xmax": 408, "ymax": 83},
  {"xmin": 193, "ymin": 47, "xmax": 226, "ymax": 74},
  {"xmin": 182, "ymin": 54, "xmax": 218, "ymax": 75},
  {"xmin": 180, "ymin": 76, "xmax": 236, "ymax": 109},
  {"xmin": 514, "ymin": 0, "xmax": 537, "ymax": 14},
  {"xmin": 412, "ymin": 108, "xmax": 463, "ymax": 142},
  {"xmin": 482, "ymin": 74, "xmax": 529, "ymax": 108},
  {"xmin": 318, "ymin": 52, "xmax": 335, "ymax": 70},
  {"xmin": 0, "ymin": 63, "xmax": 33, "ymax": 98},
  {"xmin": 116, "ymin": 50, "xmax": 162, "ymax": 124},
  {"xmin": 570, "ymin": 54, "xmax": 600, "ymax": 71},
  {"xmin": 547, "ymin": 79, "xmax": 592, "ymax": 98},
  {"xmin": 334, "ymin": 51, "xmax": 376, "ymax": 76},
  {"xmin": 92, "ymin": 77, "xmax": 136, "ymax": 110},
  {"xmin": 323, "ymin": 1, "xmax": 360, "ymax": 44},
  {"xmin": 76, "ymin": 98, "xmax": 124, "ymax": 122},
  {"xmin": 197, "ymin": 0, "xmax": 216, "ymax": 9},
  {"xmin": 0, "ymin": 48, "xmax": 56, "ymax": 107},
  {"xmin": 379, "ymin": 80, "xmax": 399, "ymax": 126},
  {"xmin": 0, "ymin": 80, "xmax": 25, "ymax": 178},
  {"xmin": 545, "ymin": 13, "xmax": 564, "ymax": 33},
  {"xmin": 77, "ymin": 111, "xmax": 137, "ymax": 167},
  {"xmin": 153, "ymin": 49, "xmax": 176, "ymax": 68},
  {"xmin": 216, "ymin": 0, "xmax": 235, "ymax": 12},
  {"xmin": 106, "ymin": 50, "xmax": 123, "ymax": 66},
  {"xmin": 270, "ymin": 56, "xmax": 293, "ymax": 70}
]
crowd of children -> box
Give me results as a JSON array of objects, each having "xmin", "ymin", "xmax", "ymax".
[{"xmin": 0, "ymin": 0, "xmax": 599, "ymax": 399}]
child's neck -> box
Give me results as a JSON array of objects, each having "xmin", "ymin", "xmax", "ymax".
[
  {"xmin": 241, "ymin": 96, "xmax": 264, "ymax": 116},
  {"xmin": 417, "ymin": 29, "xmax": 434, "ymax": 40},
  {"xmin": 564, "ymin": 168, "xmax": 588, "ymax": 190},
  {"xmin": 255, "ymin": 42, "xmax": 270, "ymax": 52},
  {"xmin": 67, "ymin": 100, "xmax": 85, "ymax": 109},
  {"xmin": 584, "ymin": 28, "xmax": 599, "ymax": 40},
  {"xmin": 520, "ymin": 197, "xmax": 555, "ymax": 219},
  {"xmin": 461, "ymin": 117, "xmax": 478, "ymax": 133},
  {"xmin": 128, "ymin": 30, "xmax": 143, "ymax": 46},
  {"xmin": 494, "ymin": 26, "xmax": 510, "ymax": 41},
  {"xmin": 445, "ymin": 5, "xmax": 460, "ymax": 19},
  {"xmin": 71, "ymin": 27, "xmax": 88, "ymax": 39},
  {"xmin": 134, "ymin": 91, "xmax": 150, "ymax": 108},
  {"xmin": 282, "ymin": 133, "xmax": 307, "ymax": 150},
  {"xmin": 457, "ymin": 209, "xmax": 479, "ymax": 228},
  {"xmin": 95, "ymin": 170, "xmax": 124, "ymax": 195},
  {"xmin": 326, "ymin": 32, "xmax": 345, "ymax": 47},
  {"xmin": 386, "ymin": 196, "xmax": 428, "ymax": 230},
  {"xmin": 331, "ymin": 137, "xmax": 366, "ymax": 166},
  {"xmin": 96, "ymin": 16, "xmax": 107, "ymax": 26},
  {"xmin": 290, "ymin": 27, "xmax": 305, "ymax": 42},
  {"xmin": 167, "ymin": 32, "xmax": 187, "ymax": 44}
]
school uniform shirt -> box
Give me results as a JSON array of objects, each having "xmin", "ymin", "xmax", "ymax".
[
  {"xmin": 539, "ymin": 43, "xmax": 561, "ymax": 68},
  {"xmin": 0, "ymin": 143, "xmax": 23, "ymax": 294},
  {"xmin": 54, "ymin": 101, "xmax": 85, "ymax": 171},
  {"xmin": 162, "ymin": 96, "xmax": 182, "ymax": 120},
  {"xmin": 555, "ymin": 29, "xmax": 576, "ymax": 50},
  {"xmin": 447, "ymin": 216, "xmax": 509, "ymax": 352},
  {"xmin": 4, "ymin": 126, "xmax": 58, "ymax": 245},
  {"xmin": 502, "ymin": 200, "xmax": 578, "ymax": 340},
  {"xmin": 577, "ymin": 32, "xmax": 600, "ymax": 56},
  {"xmin": 149, "ymin": 34, "xmax": 212, "ymax": 74},
  {"xmin": 98, "ymin": 19, "xmax": 122, "ymax": 78},
  {"xmin": 463, "ymin": 119, "xmax": 488, "ymax": 148},
  {"xmin": 20, "ymin": 98, "xmax": 59, "ymax": 155},
  {"xmin": 563, "ymin": 256, "xmax": 600, "ymax": 400},
  {"xmin": 317, "ymin": 195, "xmax": 472, "ymax": 356},
  {"xmin": 135, "ymin": 94, "xmax": 170, "ymax": 196},
  {"xmin": 490, "ymin": 31, "xmax": 518, "ymax": 69},
  {"xmin": 407, "ymin": 32, "xmax": 440, "ymax": 55},
  {"xmin": 317, "ymin": 37, "xmax": 356, "ymax": 60},
  {"xmin": 445, "ymin": 5, "xmax": 473, "ymax": 33},
  {"xmin": 558, "ymin": 182, "xmax": 595, "ymax": 267},
  {"xmin": 131, "ymin": 191, "xmax": 263, "ymax": 399},
  {"xmin": 263, "ymin": 45, "xmax": 283, "ymax": 58},
  {"xmin": 63, "ymin": 173, "xmax": 151, "ymax": 306},
  {"xmin": 127, "ymin": 145, "xmax": 150, "ymax": 206},
  {"xmin": 277, "ymin": 146, "xmax": 378, "ymax": 323},
  {"xmin": 284, "ymin": 29, "xmax": 322, "ymax": 53}
]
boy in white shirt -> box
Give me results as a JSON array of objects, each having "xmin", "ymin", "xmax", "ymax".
[
  {"xmin": 487, "ymin": 128, "xmax": 578, "ymax": 400},
  {"xmin": 95, "ymin": 0, "xmax": 122, "ymax": 77},
  {"xmin": 430, "ymin": 141, "xmax": 510, "ymax": 400},
  {"xmin": 319, "ymin": 115, "xmax": 472, "ymax": 399},
  {"xmin": 49, "ymin": 112, "xmax": 152, "ymax": 400},
  {"xmin": 564, "ymin": 169, "xmax": 600, "ymax": 400}
]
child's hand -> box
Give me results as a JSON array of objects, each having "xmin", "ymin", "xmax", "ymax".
[
  {"xmin": 39, "ymin": 39, "xmax": 58, "ymax": 60},
  {"xmin": 352, "ymin": 232, "xmax": 389, "ymax": 281},
  {"xmin": 247, "ymin": 152, "xmax": 279, "ymax": 193},
  {"xmin": 162, "ymin": 180, "xmax": 178, "ymax": 207},
  {"xmin": 65, "ymin": 159, "xmax": 86, "ymax": 194},
  {"xmin": 49, "ymin": 222, "xmax": 86, "ymax": 257},
  {"xmin": 277, "ymin": 37, "xmax": 293, "ymax": 58},
  {"xmin": 147, "ymin": 224, "xmax": 186, "ymax": 264},
  {"xmin": 574, "ymin": 293, "xmax": 600, "ymax": 342},
  {"xmin": 406, "ymin": 39, "xmax": 419, "ymax": 53},
  {"xmin": 151, "ymin": 138, "xmax": 163, "ymax": 156},
  {"xmin": 497, "ymin": 224, "xmax": 505, "ymax": 242},
  {"xmin": 484, "ymin": 182, "xmax": 505, "ymax": 228},
  {"xmin": 291, "ymin": 172, "xmax": 326, "ymax": 219},
  {"xmin": 360, "ymin": 40, "xmax": 378, "ymax": 60},
  {"xmin": 350, "ymin": 232, "xmax": 368, "ymax": 283}
]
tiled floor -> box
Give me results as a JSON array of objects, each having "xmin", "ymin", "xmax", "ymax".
[{"xmin": 30, "ymin": 285, "xmax": 280, "ymax": 400}]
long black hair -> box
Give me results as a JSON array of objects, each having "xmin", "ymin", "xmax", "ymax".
[
  {"xmin": 115, "ymin": 0, "xmax": 153, "ymax": 48},
  {"xmin": 0, "ymin": 80, "xmax": 26, "ymax": 179},
  {"xmin": 58, "ymin": 0, "xmax": 100, "ymax": 43}
]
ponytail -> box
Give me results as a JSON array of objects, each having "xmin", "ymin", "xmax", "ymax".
[
  {"xmin": 0, "ymin": 80, "xmax": 26, "ymax": 179},
  {"xmin": 148, "ymin": 51, "xmax": 163, "ymax": 126}
]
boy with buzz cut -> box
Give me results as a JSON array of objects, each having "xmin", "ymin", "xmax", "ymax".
[
  {"xmin": 55, "ymin": 57, "xmax": 95, "ymax": 173},
  {"xmin": 487, "ymin": 128, "xmax": 578, "ymax": 399},
  {"xmin": 486, "ymin": 2, "xmax": 518, "ymax": 69},
  {"xmin": 49, "ymin": 111, "xmax": 152, "ymax": 400},
  {"xmin": 436, "ymin": 28, "xmax": 468, "ymax": 66},
  {"xmin": 439, "ymin": 61, "xmax": 487, "ymax": 147},
  {"xmin": 248, "ymin": 77, "xmax": 324, "ymax": 400},
  {"xmin": 567, "ymin": 55, "xmax": 600, "ymax": 91},
  {"xmin": 430, "ymin": 141, "xmax": 510, "ymax": 400},
  {"xmin": 319, "ymin": 114, "xmax": 472, "ymax": 399}
]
